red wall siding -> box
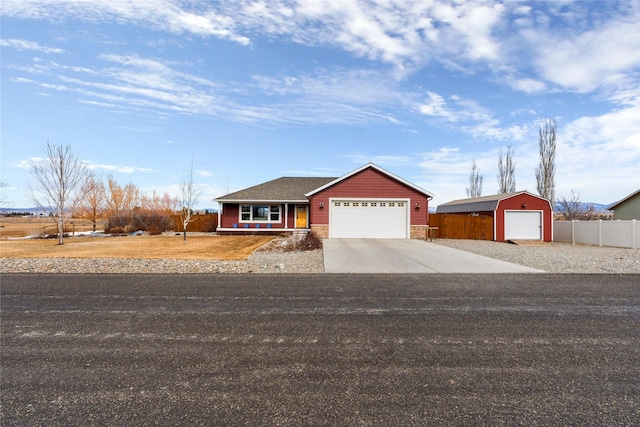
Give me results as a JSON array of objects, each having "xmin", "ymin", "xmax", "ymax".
[
  {"xmin": 309, "ymin": 168, "xmax": 430, "ymax": 226},
  {"xmin": 220, "ymin": 204, "xmax": 240, "ymax": 228},
  {"xmin": 495, "ymin": 194, "xmax": 552, "ymax": 241},
  {"xmin": 286, "ymin": 205, "xmax": 296, "ymax": 227},
  {"xmin": 220, "ymin": 203, "xmax": 290, "ymax": 229}
]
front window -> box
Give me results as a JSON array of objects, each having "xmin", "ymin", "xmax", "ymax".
[{"xmin": 240, "ymin": 205, "xmax": 281, "ymax": 222}]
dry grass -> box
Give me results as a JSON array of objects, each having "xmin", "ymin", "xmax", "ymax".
[
  {"xmin": 0, "ymin": 235, "xmax": 275, "ymax": 261},
  {"xmin": 0, "ymin": 216, "xmax": 97, "ymax": 238}
]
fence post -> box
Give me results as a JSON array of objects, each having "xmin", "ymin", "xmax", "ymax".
[
  {"xmin": 598, "ymin": 219, "xmax": 602, "ymax": 246},
  {"xmin": 633, "ymin": 219, "xmax": 637, "ymax": 250},
  {"xmin": 571, "ymin": 220, "xmax": 575, "ymax": 244}
]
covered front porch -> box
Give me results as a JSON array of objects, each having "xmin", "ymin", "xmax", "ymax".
[{"xmin": 216, "ymin": 202, "xmax": 310, "ymax": 234}]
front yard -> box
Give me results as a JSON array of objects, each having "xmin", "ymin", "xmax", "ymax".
[{"xmin": 0, "ymin": 235, "xmax": 275, "ymax": 261}]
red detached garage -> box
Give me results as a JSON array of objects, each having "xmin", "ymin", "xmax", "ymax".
[{"xmin": 435, "ymin": 191, "xmax": 553, "ymax": 242}]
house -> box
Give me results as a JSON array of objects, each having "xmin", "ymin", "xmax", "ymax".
[
  {"xmin": 606, "ymin": 189, "xmax": 640, "ymax": 220},
  {"xmin": 435, "ymin": 191, "xmax": 553, "ymax": 242},
  {"xmin": 215, "ymin": 163, "xmax": 434, "ymax": 239}
]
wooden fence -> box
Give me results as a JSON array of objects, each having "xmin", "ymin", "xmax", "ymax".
[
  {"xmin": 429, "ymin": 214, "xmax": 493, "ymax": 240},
  {"xmin": 170, "ymin": 214, "xmax": 218, "ymax": 232}
]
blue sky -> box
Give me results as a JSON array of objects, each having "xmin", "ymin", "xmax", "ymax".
[{"xmin": 1, "ymin": 0, "xmax": 639, "ymax": 209}]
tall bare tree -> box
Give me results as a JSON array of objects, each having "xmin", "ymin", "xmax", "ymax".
[
  {"xmin": 535, "ymin": 118, "xmax": 557, "ymax": 205},
  {"xmin": 26, "ymin": 142, "xmax": 89, "ymax": 244},
  {"xmin": 466, "ymin": 158, "xmax": 483, "ymax": 198},
  {"xmin": 77, "ymin": 174, "xmax": 108, "ymax": 232},
  {"xmin": 179, "ymin": 157, "xmax": 202, "ymax": 244},
  {"xmin": 497, "ymin": 144, "xmax": 516, "ymax": 193}
]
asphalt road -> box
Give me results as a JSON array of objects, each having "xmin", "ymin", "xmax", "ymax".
[{"xmin": 2, "ymin": 273, "xmax": 639, "ymax": 426}]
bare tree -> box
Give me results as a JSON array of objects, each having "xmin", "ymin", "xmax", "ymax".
[
  {"xmin": 106, "ymin": 176, "xmax": 139, "ymax": 216},
  {"xmin": 497, "ymin": 144, "xmax": 516, "ymax": 193},
  {"xmin": 466, "ymin": 158, "xmax": 483, "ymax": 198},
  {"xmin": 179, "ymin": 157, "xmax": 202, "ymax": 244},
  {"xmin": 535, "ymin": 118, "xmax": 557, "ymax": 205},
  {"xmin": 77, "ymin": 174, "xmax": 108, "ymax": 232},
  {"xmin": 0, "ymin": 180, "xmax": 10, "ymax": 208},
  {"xmin": 557, "ymin": 190, "xmax": 596, "ymax": 220},
  {"xmin": 26, "ymin": 142, "xmax": 89, "ymax": 244}
]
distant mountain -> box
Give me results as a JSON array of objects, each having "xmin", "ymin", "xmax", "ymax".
[
  {"xmin": 554, "ymin": 202, "xmax": 612, "ymax": 213},
  {"xmin": 1, "ymin": 207, "xmax": 219, "ymax": 215},
  {"xmin": 0, "ymin": 207, "xmax": 44, "ymax": 215}
]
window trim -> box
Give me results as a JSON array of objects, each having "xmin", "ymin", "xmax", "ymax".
[{"xmin": 239, "ymin": 204, "xmax": 282, "ymax": 223}]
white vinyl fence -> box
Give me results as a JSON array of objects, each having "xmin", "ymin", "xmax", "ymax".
[{"xmin": 554, "ymin": 220, "xmax": 638, "ymax": 249}]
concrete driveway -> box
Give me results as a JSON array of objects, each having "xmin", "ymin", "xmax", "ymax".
[{"xmin": 323, "ymin": 239, "xmax": 543, "ymax": 273}]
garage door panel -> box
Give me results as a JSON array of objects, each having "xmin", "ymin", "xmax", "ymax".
[
  {"xmin": 505, "ymin": 211, "xmax": 542, "ymax": 240},
  {"xmin": 330, "ymin": 200, "xmax": 408, "ymax": 238}
]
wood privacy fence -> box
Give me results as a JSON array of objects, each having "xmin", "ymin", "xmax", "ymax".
[
  {"xmin": 170, "ymin": 214, "xmax": 218, "ymax": 232},
  {"xmin": 429, "ymin": 214, "xmax": 493, "ymax": 240}
]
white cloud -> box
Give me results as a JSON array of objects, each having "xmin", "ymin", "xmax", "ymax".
[
  {"xmin": 417, "ymin": 91, "xmax": 456, "ymax": 121},
  {"xmin": 555, "ymin": 99, "xmax": 640, "ymax": 199},
  {"xmin": 0, "ymin": 38, "xmax": 65, "ymax": 53},
  {"xmin": 196, "ymin": 170, "xmax": 214, "ymax": 178},
  {"xmin": 87, "ymin": 163, "xmax": 155, "ymax": 174},
  {"xmin": 508, "ymin": 78, "xmax": 547, "ymax": 94},
  {"xmin": 1, "ymin": 0, "xmax": 250, "ymax": 45},
  {"xmin": 416, "ymin": 91, "xmax": 532, "ymax": 141},
  {"xmin": 251, "ymin": 68, "xmax": 402, "ymax": 105},
  {"xmin": 520, "ymin": 9, "xmax": 640, "ymax": 94}
]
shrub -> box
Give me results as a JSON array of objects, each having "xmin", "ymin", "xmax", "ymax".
[
  {"xmin": 282, "ymin": 231, "xmax": 323, "ymax": 252},
  {"xmin": 105, "ymin": 212, "xmax": 174, "ymax": 234},
  {"xmin": 297, "ymin": 231, "xmax": 323, "ymax": 250}
]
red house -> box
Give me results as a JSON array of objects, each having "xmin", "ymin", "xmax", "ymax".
[
  {"xmin": 215, "ymin": 163, "xmax": 434, "ymax": 239},
  {"xmin": 435, "ymin": 191, "xmax": 553, "ymax": 242}
]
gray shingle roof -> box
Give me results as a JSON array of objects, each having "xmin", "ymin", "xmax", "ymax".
[
  {"xmin": 214, "ymin": 177, "xmax": 337, "ymax": 203},
  {"xmin": 436, "ymin": 191, "xmax": 527, "ymax": 213}
]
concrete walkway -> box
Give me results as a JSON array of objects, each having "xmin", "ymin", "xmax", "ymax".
[{"xmin": 323, "ymin": 239, "xmax": 543, "ymax": 273}]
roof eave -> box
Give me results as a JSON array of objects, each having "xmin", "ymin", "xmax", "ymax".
[
  {"xmin": 606, "ymin": 189, "xmax": 640, "ymax": 210},
  {"xmin": 214, "ymin": 199, "xmax": 310, "ymax": 203}
]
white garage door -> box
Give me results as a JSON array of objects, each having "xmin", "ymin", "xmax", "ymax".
[
  {"xmin": 330, "ymin": 200, "xmax": 409, "ymax": 238},
  {"xmin": 504, "ymin": 211, "xmax": 542, "ymax": 240}
]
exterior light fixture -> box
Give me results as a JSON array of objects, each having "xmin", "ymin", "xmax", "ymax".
[
  {"xmin": 521, "ymin": 203, "xmax": 527, "ymax": 208},
  {"xmin": 415, "ymin": 203, "xmax": 420, "ymax": 209},
  {"xmin": 319, "ymin": 202, "xmax": 324, "ymax": 208}
]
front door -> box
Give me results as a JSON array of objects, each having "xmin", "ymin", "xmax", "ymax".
[{"xmin": 295, "ymin": 205, "xmax": 308, "ymax": 228}]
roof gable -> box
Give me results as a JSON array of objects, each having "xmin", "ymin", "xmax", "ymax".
[
  {"xmin": 215, "ymin": 177, "xmax": 336, "ymax": 202},
  {"xmin": 606, "ymin": 189, "xmax": 640, "ymax": 210},
  {"xmin": 305, "ymin": 162, "xmax": 434, "ymax": 199}
]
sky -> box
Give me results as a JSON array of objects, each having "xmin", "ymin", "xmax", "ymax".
[{"xmin": 1, "ymin": 0, "xmax": 639, "ymax": 210}]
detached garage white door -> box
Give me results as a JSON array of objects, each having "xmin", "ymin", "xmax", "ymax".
[
  {"xmin": 330, "ymin": 200, "xmax": 409, "ymax": 238},
  {"xmin": 504, "ymin": 211, "xmax": 542, "ymax": 240}
]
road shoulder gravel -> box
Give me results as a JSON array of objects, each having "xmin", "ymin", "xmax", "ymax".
[{"xmin": 1, "ymin": 238, "xmax": 638, "ymax": 274}]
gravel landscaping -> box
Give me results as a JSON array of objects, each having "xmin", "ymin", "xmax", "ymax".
[
  {"xmin": 1, "ymin": 238, "xmax": 639, "ymax": 274},
  {"xmin": 434, "ymin": 239, "xmax": 640, "ymax": 274}
]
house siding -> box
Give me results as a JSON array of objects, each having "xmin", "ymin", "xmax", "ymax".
[
  {"xmin": 308, "ymin": 168, "xmax": 430, "ymax": 237},
  {"xmin": 612, "ymin": 195, "xmax": 640, "ymax": 220}
]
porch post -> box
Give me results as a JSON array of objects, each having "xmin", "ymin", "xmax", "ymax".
[{"xmin": 284, "ymin": 204, "xmax": 289, "ymax": 229}]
